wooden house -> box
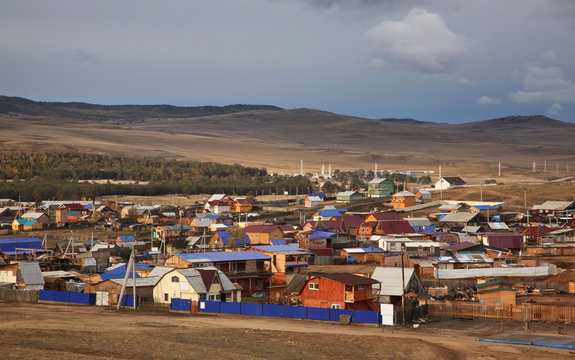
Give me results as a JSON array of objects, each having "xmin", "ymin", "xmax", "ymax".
[
  {"xmin": 0, "ymin": 262, "xmax": 45, "ymax": 290},
  {"xmin": 371, "ymin": 266, "xmax": 427, "ymax": 305},
  {"xmin": 305, "ymin": 196, "xmax": 323, "ymax": 208},
  {"xmin": 336, "ymin": 191, "xmax": 364, "ymax": 203},
  {"xmin": 164, "ymin": 251, "xmax": 272, "ymax": 296},
  {"xmin": 248, "ymin": 245, "xmax": 309, "ymax": 286},
  {"xmin": 208, "ymin": 231, "xmax": 250, "ymax": 249},
  {"xmin": 244, "ymin": 225, "xmax": 284, "ymax": 245},
  {"xmin": 21, "ymin": 211, "xmax": 50, "ymax": 227},
  {"xmin": 391, "ymin": 191, "xmax": 417, "ymax": 209},
  {"xmin": 231, "ymin": 198, "xmax": 253, "ymax": 213},
  {"xmin": 475, "ymin": 279, "xmax": 516, "ymax": 306},
  {"xmin": 290, "ymin": 273, "xmax": 379, "ymax": 310},
  {"xmin": 367, "ymin": 178, "xmax": 395, "ymax": 198},
  {"xmin": 341, "ymin": 247, "xmax": 384, "ymax": 263},
  {"xmin": 12, "ymin": 218, "xmax": 42, "ymax": 232}
]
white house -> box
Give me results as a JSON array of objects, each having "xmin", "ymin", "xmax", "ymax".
[
  {"xmin": 434, "ymin": 177, "xmax": 467, "ymax": 190},
  {"xmin": 153, "ymin": 267, "xmax": 240, "ymax": 304}
]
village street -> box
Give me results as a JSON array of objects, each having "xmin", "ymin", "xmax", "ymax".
[{"xmin": 0, "ymin": 302, "xmax": 571, "ymax": 359}]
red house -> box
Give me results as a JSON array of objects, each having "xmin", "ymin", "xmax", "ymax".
[{"xmin": 291, "ymin": 273, "xmax": 379, "ymax": 310}]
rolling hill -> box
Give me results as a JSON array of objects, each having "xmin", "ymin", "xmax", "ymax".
[{"xmin": 1, "ymin": 96, "xmax": 574, "ymax": 178}]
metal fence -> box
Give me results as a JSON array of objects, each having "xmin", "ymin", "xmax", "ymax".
[
  {"xmin": 429, "ymin": 300, "xmax": 575, "ymax": 324},
  {"xmin": 39, "ymin": 290, "xmax": 96, "ymax": 305},
  {"xmin": 193, "ymin": 300, "xmax": 380, "ymax": 324}
]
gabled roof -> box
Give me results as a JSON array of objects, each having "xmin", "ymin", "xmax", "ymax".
[
  {"xmin": 368, "ymin": 212, "xmax": 402, "ymax": 221},
  {"xmin": 321, "ymin": 273, "xmax": 379, "ymax": 286},
  {"xmin": 393, "ymin": 191, "xmax": 416, "ymax": 197},
  {"xmin": 446, "ymin": 241, "xmax": 477, "ymax": 252},
  {"xmin": 368, "ymin": 178, "xmax": 391, "ymax": 184},
  {"xmin": 371, "ymin": 266, "xmax": 416, "ymax": 296},
  {"xmin": 336, "ymin": 191, "xmax": 361, "ymax": 196},
  {"xmin": 440, "ymin": 177, "xmax": 467, "ymax": 185},
  {"xmin": 376, "ymin": 219, "xmax": 415, "ymax": 234},
  {"xmin": 19, "ymin": 262, "xmax": 45, "ymax": 286},
  {"xmin": 13, "ymin": 219, "xmax": 38, "ymax": 226},
  {"xmin": 21, "ymin": 211, "xmax": 47, "ymax": 219},
  {"xmin": 440, "ymin": 212, "xmax": 482, "ymax": 223},
  {"xmin": 61, "ymin": 203, "xmax": 86, "ymax": 211},
  {"xmin": 117, "ymin": 235, "xmax": 136, "ymax": 242}
]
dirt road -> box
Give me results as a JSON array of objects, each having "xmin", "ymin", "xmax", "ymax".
[{"xmin": 0, "ymin": 302, "xmax": 572, "ymax": 359}]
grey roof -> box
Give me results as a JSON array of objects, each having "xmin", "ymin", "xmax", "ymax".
[
  {"xmin": 147, "ymin": 266, "xmax": 174, "ymax": 278},
  {"xmin": 368, "ymin": 178, "xmax": 390, "ymax": 184},
  {"xmin": 192, "ymin": 218, "xmax": 212, "ymax": 227},
  {"xmin": 461, "ymin": 225, "xmax": 482, "ymax": 233},
  {"xmin": 285, "ymin": 273, "xmax": 307, "ymax": 294},
  {"xmin": 111, "ymin": 276, "xmax": 162, "ymax": 287},
  {"xmin": 440, "ymin": 212, "xmax": 479, "ymax": 223},
  {"xmin": 371, "ymin": 266, "xmax": 415, "ymax": 296},
  {"xmin": 216, "ymin": 269, "xmax": 236, "ymax": 292},
  {"xmin": 175, "ymin": 268, "xmax": 208, "ymax": 293},
  {"xmin": 405, "ymin": 217, "xmax": 432, "ymax": 227},
  {"xmin": 19, "ymin": 262, "xmax": 45, "ymax": 286},
  {"xmin": 394, "ymin": 191, "xmax": 415, "ymax": 197},
  {"xmin": 21, "ymin": 211, "xmax": 47, "ymax": 219},
  {"xmin": 532, "ymin": 201, "xmax": 574, "ymax": 211},
  {"xmin": 488, "ymin": 222, "xmax": 509, "ymax": 230}
]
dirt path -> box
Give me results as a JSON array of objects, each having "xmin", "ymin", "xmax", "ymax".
[{"xmin": 0, "ymin": 302, "xmax": 571, "ymax": 359}]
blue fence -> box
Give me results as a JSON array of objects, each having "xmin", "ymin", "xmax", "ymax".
[
  {"xmin": 117, "ymin": 294, "xmax": 139, "ymax": 307},
  {"xmin": 171, "ymin": 298, "xmax": 191, "ymax": 311},
  {"xmin": 39, "ymin": 290, "xmax": 96, "ymax": 305},
  {"xmin": 198, "ymin": 301, "xmax": 380, "ymax": 324}
]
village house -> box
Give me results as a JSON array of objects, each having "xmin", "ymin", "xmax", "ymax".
[
  {"xmin": 164, "ymin": 251, "xmax": 272, "ymax": 296},
  {"xmin": 391, "ymin": 191, "xmax": 418, "ymax": 209},
  {"xmin": 336, "ymin": 191, "xmax": 364, "ymax": 203},
  {"xmin": 290, "ymin": 273, "xmax": 379, "ymax": 310},
  {"xmin": 243, "ymin": 225, "xmax": 284, "ymax": 245},
  {"xmin": 475, "ymin": 279, "xmax": 517, "ymax": 306},
  {"xmin": 341, "ymin": 247, "xmax": 384, "ymax": 263},
  {"xmin": 208, "ymin": 231, "xmax": 250, "ymax": 249},
  {"xmin": 434, "ymin": 176, "xmax": 467, "ymax": 190},
  {"xmin": 0, "ymin": 262, "xmax": 45, "ymax": 290},
  {"xmin": 371, "ymin": 266, "xmax": 427, "ymax": 306},
  {"xmin": 367, "ymin": 178, "xmax": 395, "ymax": 198},
  {"xmin": 305, "ymin": 196, "xmax": 323, "ymax": 208},
  {"xmin": 248, "ymin": 245, "xmax": 309, "ymax": 287},
  {"xmin": 230, "ymin": 198, "xmax": 253, "ymax": 213},
  {"xmin": 153, "ymin": 267, "xmax": 240, "ymax": 304},
  {"xmin": 438, "ymin": 212, "xmax": 488, "ymax": 232},
  {"xmin": 21, "ymin": 211, "xmax": 50, "ymax": 227},
  {"xmin": 12, "ymin": 218, "xmax": 43, "ymax": 232},
  {"xmin": 531, "ymin": 201, "xmax": 575, "ymax": 222}
]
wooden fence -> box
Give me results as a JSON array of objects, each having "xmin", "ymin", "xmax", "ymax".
[
  {"xmin": 0, "ymin": 288, "xmax": 39, "ymax": 303},
  {"xmin": 429, "ymin": 300, "xmax": 575, "ymax": 324}
]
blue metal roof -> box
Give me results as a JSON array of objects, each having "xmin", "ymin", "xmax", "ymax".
[
  {"xmin": 117, "ymin": 235, "xmax": 136, "ymax": 242},
  {"xmin": 473, "ymin": 205, "xmax": 500, "ymax": 210},
  {"xmin": 308, "ymin": 231, "xmax": 339, "ymax": 240},
  {"xmin": 14, "ymin": 219, "xmax": 37, "ymax": 226},
  {"xmin": 177, "ymin": 251, "xmax": 271, "ymax": 262},
  {"xmin": 270, "ymin": 239, "xmax": 287, "ymax": 245},
  {"xmin": 0, "ymin": 237, "xmax": 43, "ymax": 254},
  {"xmin": 252, "ymin": 245, "xmax": 305, "ymax": 252},
  {"xmin": 204, "ymin": 214, "xmax": 220, "ymax": 219},
  {"xmin": 361, "ymin": 246, "xmax": 384, "ymax": 253},
  {"xmin": 285, "ymin": 264, "xmax": 309, "ymax": 267},
  {"xmin": 100, "ymin": 270, "xmax": 141, "ymax": 280},
  {"xmin": 318, "ymin": 209, "xmax": 345, "ymax": 217}
]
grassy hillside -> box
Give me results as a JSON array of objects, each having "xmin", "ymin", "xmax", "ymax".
[{"xmin": 0, "ymin": 95, "xmax": 282, "ymax": 121}]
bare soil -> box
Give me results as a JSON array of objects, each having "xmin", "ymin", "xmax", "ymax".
[{"xmin": 0, "ymin": 302, "xmax": 572, "ymax": 359}]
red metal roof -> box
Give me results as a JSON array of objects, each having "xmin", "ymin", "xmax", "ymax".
[
  {"xmin": 369, "ymin": 212, "xmax": 402, "ymax": 221},
  {"xmin": 376, "ymin": 219, "xmax": 415, "ymax": 234},
  {"xmin": 487, "ymin": 233, "xmax": 523, "ymax": 249},
  {"xmin": 244, "ymin": 225, "xmax": 282, "ymax": 234},
  {"xmin": 321, "ymin": 273, "xmax": 379, "ymax": 286}
]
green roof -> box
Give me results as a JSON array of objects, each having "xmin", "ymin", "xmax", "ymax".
[
  {"xmin": 476, "ymin": 280, "xmax": 502, "ymax": 288},
  {"xmin": 476, "ymin": 287, "xmax": 517, "ymax": 294}
]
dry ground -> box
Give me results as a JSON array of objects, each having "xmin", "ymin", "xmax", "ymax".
[{"xmin": 0, "ymin": 302, "xmax": 573, "ymax": 360}]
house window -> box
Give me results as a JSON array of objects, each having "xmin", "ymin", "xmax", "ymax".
[
  {"xmin": 164, "ymin": 293, "xmax": 169, "ymax": 301},
  {"xmin": 171, "ymin": 276, "xmax": 179, "ymax": 283},
  {"xmin": 308, "ymin": 283, "xmax": 319, "ymax": 290},
  {"xmin": 331, "ymin": 304, "xmax": 341, "ymax": 309},
  {"xmin": 357, "ymin": 285, "xmax": 364, "ymax": 291},
  {"xmin": 199, "ymin": 293, "xmax": 207, "ymax": 301}
]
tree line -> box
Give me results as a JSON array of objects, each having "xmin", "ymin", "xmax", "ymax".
[{"xmin": 0, "ymin": 152, "xmax": 311, "ymax": 201}]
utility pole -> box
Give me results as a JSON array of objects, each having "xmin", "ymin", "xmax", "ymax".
[
  {"xmin": 117, "ymin": 248, "xmax": 136, "ymax": 310},
  {"xmin": 498, "ymin": 161, "xmax": 501, "ymax": 177},
  {"xmin": 401, "ymin": 243, "xmax": 406, "ymax": 327}
]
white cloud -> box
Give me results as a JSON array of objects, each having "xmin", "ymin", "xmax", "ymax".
[
  {"xmin": 548, "ymin": 102, "xmax": 564, "ymax": 116},
  {"xmin": 509, "ymin": 64, "xmax": 575, "ymax": 104},
  {"xmin": 542, "ymin": 50, "xmax": 556, "ymax": 63},
  {"xmin": 366, "ymin": 8, "xmax": 468, "ymax": 74},
  {"xmin": 477, "ymin": 96, "xmax": 501, "ymax": 105}
]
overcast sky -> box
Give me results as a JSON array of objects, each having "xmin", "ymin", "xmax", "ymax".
[{"xmin": 1, "ymin": 0, "xmax": 575, "ymax": 123}]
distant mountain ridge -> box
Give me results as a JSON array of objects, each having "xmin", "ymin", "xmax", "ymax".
[
  {"xmin": 0, "ymin": 95, "xmax": 283, "ymax": 121},
  {"xmin": 1, "ymin": 95, "xmax": 574, "ymax": 170}
]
